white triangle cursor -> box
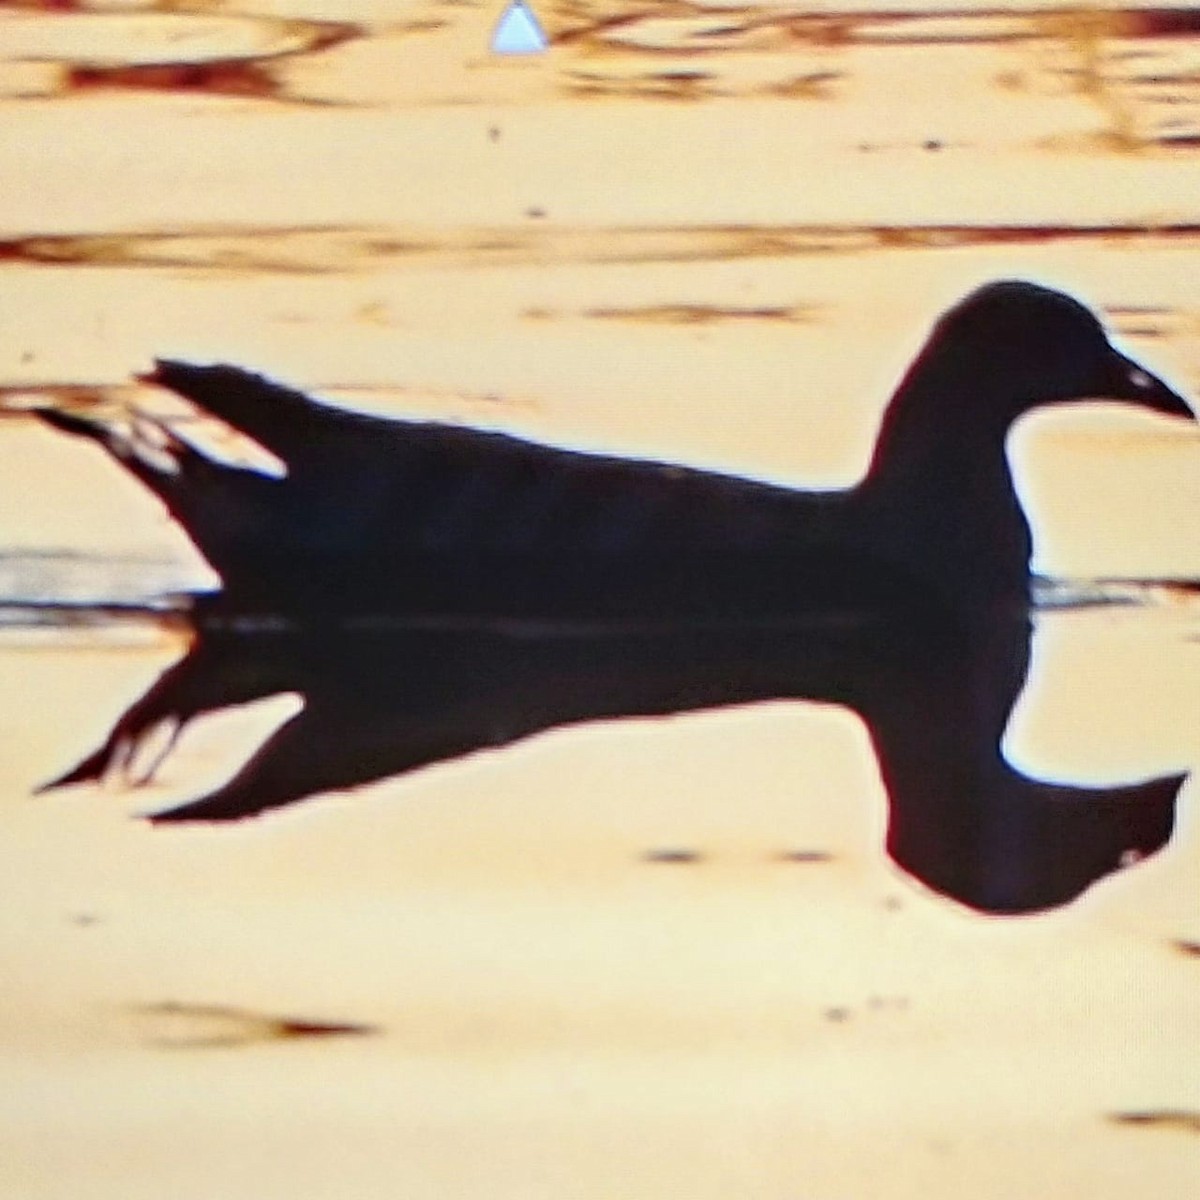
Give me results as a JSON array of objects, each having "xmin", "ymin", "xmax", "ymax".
[{"xmin": 491, "ymin": 0, "xmax": 548, "ymax": 55}]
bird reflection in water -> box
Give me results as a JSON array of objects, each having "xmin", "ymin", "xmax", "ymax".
[{"xmin": 42, "ymin": 608, "xmax": 1186, "ymax": 917}]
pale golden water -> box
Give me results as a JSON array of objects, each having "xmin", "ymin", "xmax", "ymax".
[{"xmin": 2, "ymin": 2, "xmax": 1200, "ymax": 1197}]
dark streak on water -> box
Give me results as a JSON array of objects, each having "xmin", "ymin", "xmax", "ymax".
[
  {"xmin": 558, "ymin": 6, "xmax": 1200, "ymax": 53},
  {"xmin": 63, "ymin": 60, "xmax": 332, "ymax": 106},
  {"xmin": 642, "ymin": 848, "xmax": 703, "ymax": 864},
  {"xmin": 4, "ymin": 223, "xmax": 1200, "ymax": 275},
  {"xmin": 1106, "ymin": 305, "xmax": 1175, "ymax": 315},
  {"xmin": 1105, "ymin": 305, "xmax": 1179, "ymax": 341},
  {"xmin": 1109, "ymin": 1110, "xmax": 1200, "ymax": 1133},
  {"xmin": 0, "ymin": 228, "xmax": 357, "ymax": 275},
  {"xmin": 557, "ymin": 10, "xmax": 979, "ymax": 54},
  {"xmin": 1124, "ymin": 9, "xmax": 1200, "ymax": 39},
  {"xmin": 4, "ymin": 0, "xmax": 85, "ymax": 9},
  {"xmin": 762, "ymin": 71, "xmax": 844, "ymax": 99},
  {"xmin": 579, "ymin": 304, "xmax": 818, "ymax": 325},
  {"xmin": 564, "ymin": 69, "xmax": 721, "ymax": 102},
  {"xmin": 133, "ymin": 1001, "xmax": 378, "ymax": 1050},
  {"xmin": 776, "ymin": 849, "xmax": 834, "ymax": 864},
  {"xmin": 47, "ymin": 18, "xmax": 361, "ymax": 105}
]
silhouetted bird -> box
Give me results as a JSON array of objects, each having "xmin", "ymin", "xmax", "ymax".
[
  {"xmin": 40, "ymin": 614, "xmax": 1186, "ymax": 914},
  {"xmin": 38, "ymin": 281, "xmax": 1195, "ymax": 620}
]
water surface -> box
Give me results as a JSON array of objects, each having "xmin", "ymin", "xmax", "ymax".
[{"xmin": 2, "ymin": 2, "xmax": 1199, "ymax": 1197}]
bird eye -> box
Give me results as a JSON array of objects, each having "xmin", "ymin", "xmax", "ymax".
[{"xmin": 1129, "ymin": 368, "xmax": 1152, "ymax": 390}]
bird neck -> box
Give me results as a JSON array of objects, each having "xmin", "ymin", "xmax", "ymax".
[
  {"xmin": 865, "ymin": 347, "xmax": 1019, "ymax": 488},
  {"xmin": 856, "ymin": 361, "xmax": 1034, "ymax": 610}
]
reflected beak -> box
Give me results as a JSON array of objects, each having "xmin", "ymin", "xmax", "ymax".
[{"xmin": 1102, "ymin": 350, "xmax": 1195, "ymax": 420}]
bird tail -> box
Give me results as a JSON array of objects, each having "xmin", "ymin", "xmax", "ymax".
[{"xmin": 140, "ymin": 360, "xmax": 342, "ymax": 464}]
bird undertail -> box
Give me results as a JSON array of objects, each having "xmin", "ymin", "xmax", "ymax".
[
  {"xmin": 35, "ymin": 407, "xmax": 282, "ymax": 569},
  {"xmin": 44, "ymin": 406, "xmax": 187, "ymax": 489},
  {"xmin": 38, "ymin": 407, "xmax": 182, "ymax": 485}
]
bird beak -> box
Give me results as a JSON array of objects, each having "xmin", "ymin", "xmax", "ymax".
[{"xmin": 1102, "ymin": 350, "xmax": 1195, "ymax": 420}]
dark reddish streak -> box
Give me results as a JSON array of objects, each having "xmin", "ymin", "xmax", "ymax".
[
  {"xmin": 66, "ymin": 60, "xmax": 283, "ymax": 100},
  {"xmin": 60, "ymin": 19, "xmax": 362, "ymax": 103},
  {"xmin": 5, "ymin": 222, "xmax": 1200, "ymax": 276},
  {"xmin": 274, "ymin": 1018, "xmax": 377, "ymax": 1039},
  {"xmin": 1122, "ymin": 8, "xmax": 1200, "ymax": 38},
  {"xmin": 556, "ymin": 7, "xmax": 1200, "ymax": 54},
  {"xmin": 6, "ymin": 0, "xmax": 83, "ymax": 9},
  {"xmin": 0, "ymin": 227, "xmax": 354, "ymax": 273}
]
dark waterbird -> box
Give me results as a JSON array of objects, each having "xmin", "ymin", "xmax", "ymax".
[
  {"xmin": 41, "ymin": 612, "xmax": 1185, "ymax": 914},
  {"xmin": 36, "ymin": 281, "xmax": 1195, "ymax": 620}
]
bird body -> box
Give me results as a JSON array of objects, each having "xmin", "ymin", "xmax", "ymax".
[{"xmin": 39, "ymin": 281, "xmax": 1195, "ymax": 621}]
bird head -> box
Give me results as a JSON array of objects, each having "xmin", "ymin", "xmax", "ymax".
[{"xmin": 930, "ymin": 280, "xmax": 1194, "ymax": 424}]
